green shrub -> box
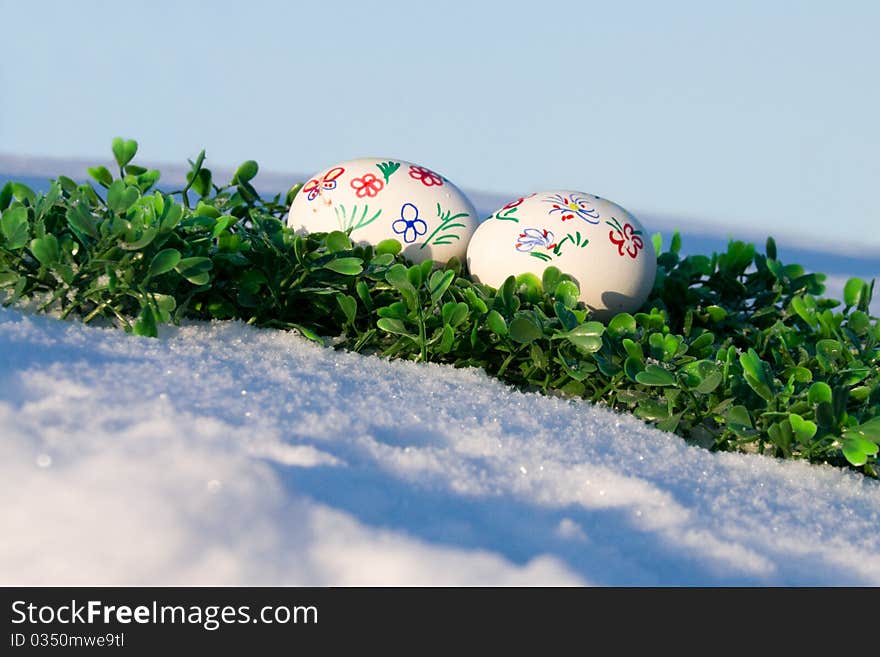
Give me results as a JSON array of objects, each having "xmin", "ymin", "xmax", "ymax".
[{"xmin": 1, "ymin": 140, "xmax": 878, "ymax": 475}]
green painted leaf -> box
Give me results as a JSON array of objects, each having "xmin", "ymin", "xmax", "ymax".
[
  {"xmin": 323, "ymin": 257, "xmax": 363, "ymax": 276},
  {"xmin": 149, "ymin": 249, "xmax": 181, "ymax": 277}
]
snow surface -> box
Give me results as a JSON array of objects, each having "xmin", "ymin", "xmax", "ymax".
[{"xmin": 1, "ymin": 306, "xmax": 880, "ymax": 586}]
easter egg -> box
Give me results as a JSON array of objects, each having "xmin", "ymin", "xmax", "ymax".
[
  {"xmin": 467, "ymin": 191, "xmax": 657, "ymax": 319},
  {"xmin": 287, "ymin": 158, "xmax": 478, "ymax": 264}
]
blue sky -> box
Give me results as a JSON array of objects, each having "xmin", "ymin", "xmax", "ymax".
[{"xmin": 1, "ymin": 0, "xmax": 878, "ymax": 252}]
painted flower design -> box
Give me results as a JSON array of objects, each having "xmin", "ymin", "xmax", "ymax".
[
  {"xmin": 303, "ymin": 166, "xmax": 345, "ymax": 201},
  {"xmin": 350, "ymin": 172, "xmax": 384, "ymax": 198},
  {"xmin": 606, "ymin": 216, "xmax": 644, "ymax": 259},
  {"xmin": 544, "ymin": 193, "xmax": 600, "ymax": 223},
  {"xmin": 408, "ymin": 165, "xmax": 444, "ymax": 187},
  {"xmin": 392, "ymin": 202, "xmax": 428, "ymax": 244},
  {"xmin": 515, "ymin": 227, "xmax": 556, "ymax": 252},
  {"xmin": 492, "ymin": 193, "xmax": 536, "ymax": 222}
]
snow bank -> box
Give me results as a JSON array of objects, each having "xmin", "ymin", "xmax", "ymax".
[{"xmin": 1, "ymin": 307, "xmax": 879, "ymax": 585}]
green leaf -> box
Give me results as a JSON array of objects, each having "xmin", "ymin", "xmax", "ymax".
[
  {"xmin": 607, "ymin": 313, "xmax": 637, "ymax": 338},
  {"xmin": 789, "ymin": 413, "xmax": 817, "ymax": 443},
  {"xmin": 568, "ymin": 334, "xmax": 603, "ymax": 354},
  {"xmin": 133, "ymin": 304, "xmax": 157, "ymax": 338},
  {"xmin": 843, "ymin": 277, "xmax": 865, "ymax": 307},
  {"xmin": 635, "ymin": 364, "xmax": 675, "ymax": 386},
  {"xmin": 88, "ymin": 166, "xmax": 113, "ymax": 188},
  {"xmin": 0, "ymin": 182, "xmax": 12, "ymax": 211},
  {"xmin": 429, "ymin": 270, "xmax": 455, "ymax": 305},
  {"xmin": 112, "ymin": 137, "xmax": 138, "ymax": 169},
  {"xmin": 336, "ymin": 294, "xmax": 357, "ymax": 325},
  {"xmin": 845, "ymin": 417, "xmax": 880, "ymax": 443},
  {"xmin": 439, "ymin": 324, "xmax": 455, "ymax": 353},
  {"xmin": 624, "ymin": 356, "xmax": 643, "ymax": 382},
  {"xmin": 509, "ymin": 317, "xmax": 542, "ymax": 344},
  {"xmin": 149, "ymin": 249, "xmax": 181, "ymax": 277},
  {"xmin": 106, "ymin": 180, "xmax": 140, "ymax": 213},
  {"xmin": 323, "ymin": 257, "xmax": 363, "ymax": 275},
  {"xmin": 554, "ymin": 280, "xmax": 580, "ymax": 309},
  {"xmin": 841, "ymin": 435, "xmax": 878, "ymax": 466},
  {"xmin": 233, "ymin": 160, "xmax": 259, "ymax": 184},
  {"xmin": 541, "ymin": 266, "xmax": 562, "ymax": 295},
  {"xmin": 377, "ymin": 317, "xmax": 414, "ymax": 337},
  {"xmin": 1, "ymin": 206, "xmax": 29, "ymax": 249},
  {"xmin": 808, "ymin": 382, "xmax": 833, "ymax": 405},
  {"xmin": 622, "ymin": 338, "xmax": 643, "ymax": 361},
  {"xmin": 487, "ymin": 310, "xmax": 508, "ymax": 337},
  {"xmin": 29, "ymin": 235, "xmax": 60, "ymax": 266},
  {"xmin": 175, "ymin": 257, "xmax": 213, "ymax": 285},
  {"xmin": 325, "ymin": 231, "xmax": 352, "ymax": 252},
  {"xmin": 10, "ymin": 182, "xmax": 36, "ymax": 205},
  {"xmin": 442, "ymin": 301, "xmax": 469, "ymax": 328},
  {"xmin": 376, "ymin": 238, "xmax": 402, "ymax": 256}
]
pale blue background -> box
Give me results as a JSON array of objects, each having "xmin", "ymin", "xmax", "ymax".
[{"xmin": 1, "ymin": 0, "xmax": 878, "ymax": 252}]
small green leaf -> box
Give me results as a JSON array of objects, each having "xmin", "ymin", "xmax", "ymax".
[
  {"xmin": 841, "ymin": 435, "xmax": 878, "ymax": 466},
  {"xmin": 233, "ymin": 160, "xmax": 259, "ymax": 184},
  {"xmin": 624, "ymin": 356, "xmax": 643, "ymax": 382},
  {"xmin": 789, "ymin": 413, "xmax": 817, "ymax": 443},
  {"xmin": 112, "ymin": 137, "xmax": 138, "ymax": 169},
  {"xmin": 325, "ymin": 231, "xmax": 352, "ymax": 252},
  {"xmin": 1, "ymin": 206, "xmax": 29, "ymax": 249},
  {"xmin": 622, "ymin": 338, "xmax": 643, "ymax": 361},
  {"xmin": 607, "ymin": 312, "xmax": 637, "ymax": 338},
  {"xmin": 376, "ymin": 238, "xmax": 402, "ymax": 256},
  {"xmin": 439, "ymin": 324, "xmax": 455, "ymax": 353},
  {"xmin": 568, "ymin": 334, "xmax": 603, "ymax": 354},
  {"xmin": 377, "ymin": 317, "xmax": 413, "ymax": 337},
  {"xmin": 88, "ymin": 166, "xmax": 114, "ymax": 188},
  {"xmin": 487, "ymin": 310, "xmax": 508, "ymax": 337},
  {"xmin": 635, "ymin": 364, "xmax": 675, "ymax": 387},
  {"xmin": 843, "ymin": 277, "xmax": 866, "ymax": 307},
  {"xmin": 149, "ymin": 249, "xmax": 181, "ymax": 277},
  {"xmin": 133, "ymin": 304, "xmax": 157, "ymax": 337},
  {"xmin": 541, "ymin": 266, "xmax": 562, "ymax": 295},
  {"xmin": 323, "ymin": 257, "xmax": 363, "ymax": 275},
  {"xmin": 29, "ymin": 235, "xmax": 60, "ymax": 266},
  {"xmin": 808, "ymin": 382, "xmax": 833, "ymax": 405},
  {"xmin": 336, "ymin": 294, "xmax": 357, "ymax": 325},
  {"xmin": 554, "ymin": 280, "xmax": 580, "ymax": 309},
  {"xmin": 509, "ymin": 317, "xmax": 543, "ymax": 344},
  {"xmin": 175, "ymin": 256, "xmax": 213, "ymax": 285},
  {"xmin": 845, "ymin": 417, "xmax": 880, "ymax": 443},
  {"xmin": 10, "ymin": 182, "xmax": 36, "ymax": 205}
]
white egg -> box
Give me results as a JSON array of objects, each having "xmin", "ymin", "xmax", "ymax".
[
  {"xmin": 467, "ymin": 191, "xmax": 657, "ymax": 319},
  {"xmin": 287, "ymin": 157, "xmax": 478, "ymax": 264}
]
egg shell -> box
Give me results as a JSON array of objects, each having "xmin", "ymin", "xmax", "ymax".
[
  {"xmin": 466, "ymin": 191, "xmax": 657, "ymax": 319},
  {"xmin": 287, "ymin": 157, "xmax": 478, "ymax": 264}
]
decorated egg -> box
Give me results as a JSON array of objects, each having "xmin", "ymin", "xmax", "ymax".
[
  {"xmin": 467, "ymin": 191, "xmax": 657, "ymax": 319},
  {"xmin": 287, "ymin": 158, "xmax": 478, "ymax": 264}
]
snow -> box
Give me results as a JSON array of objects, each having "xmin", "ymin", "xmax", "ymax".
[{"xmin": 2, "ymin": 306, "xmax": 880, "ymax": 586}]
